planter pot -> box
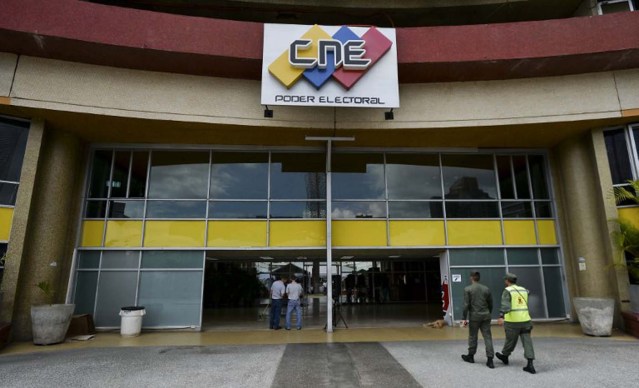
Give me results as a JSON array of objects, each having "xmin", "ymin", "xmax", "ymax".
[
  {"xmin": 621, "ymin": 311, "xmax": 639, "ymax": 339},
  {"xmin": 573, "ymin": 297, "xmax": 614, "ymax": 337},
  {"xmin": 31, "ymin": 304, "xmax": 75, "ymax": 345},
  {"xmin": 629, "ymin": 284, "xmax": 639, "ymax": 314}
]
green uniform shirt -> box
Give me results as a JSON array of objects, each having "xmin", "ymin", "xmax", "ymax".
[{"xmin": 462, "ymin": 282, "xmax": 493, "ymax": 321}]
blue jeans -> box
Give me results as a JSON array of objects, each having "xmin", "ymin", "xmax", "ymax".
[
  {"xmin": 285, "ymin": 299, "xmax": 302, "ymax": 329},
  {"xmin": 270, "ymin": 299, "xmax": 282, "ymax": 329}
]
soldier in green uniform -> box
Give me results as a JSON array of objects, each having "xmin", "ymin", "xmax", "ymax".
[
  {"xmin": 496, "ymin": 273, "xmax": 536, "ymax": 374},
  {"xmin": 460, "ymin": 271, "xmax": 495, "ymax": 369}
]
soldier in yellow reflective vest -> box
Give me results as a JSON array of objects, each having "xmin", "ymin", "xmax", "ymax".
[{"xmin": 496, "ymin": 273, "xmax": 536, "ymax": 374}]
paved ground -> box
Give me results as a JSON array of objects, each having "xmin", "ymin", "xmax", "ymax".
[{"xmin": 0, "ymin": 337, "xmax": 637, "ymax": 387}]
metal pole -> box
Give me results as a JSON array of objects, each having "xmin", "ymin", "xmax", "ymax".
[{"xmin": 326, "ymin": 139, "xmax": 333, "ymax": 332}]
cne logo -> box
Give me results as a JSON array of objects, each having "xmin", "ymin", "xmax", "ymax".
[{"xmin": 268, "ymin": 25, "xmax": 393, "ymax": 90}]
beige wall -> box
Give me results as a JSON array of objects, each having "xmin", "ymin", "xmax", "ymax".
[{"xmin": 2, "ymin": 55, "xmax": 638, "ymax": 132}]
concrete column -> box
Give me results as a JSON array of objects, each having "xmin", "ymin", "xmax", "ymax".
[
  {"xmin": 552, "ymin": 130, "xmax": 622, "ymax": 304},
  {"xmin": 1, "ymin": 125, "xmax": 84, "ymax": 340}
]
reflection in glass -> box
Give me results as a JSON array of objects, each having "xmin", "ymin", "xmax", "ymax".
[
  {"xmin": 332, "ymin": 153, "xmax": 385, "ymax": 199},
  {"xmin": 210, "ymin": 152, "xmax": 268, "ymax": 199},
  {"xmin": 507, "ymin": 249, "xmax": 539, "ymax": 265},
  {"xmin": 501, "ymin": 202, "xmax": 533, "ymax": 218},
  {"xmin": 129, "ymin": 151, "xmax": 148, "ymax": 198},
  {"xmin": 270, "ymin": 153, "xmax": 325, "ymax": 199},
  {"xmin": 74, "ymin": 272, "xmax": 98, "ymax": 315},
  {"xmin": 388, "ymin": 201, "xmax": 442, "ymax": 218},
  {"xmin": 442, "ymin": 154, "xmax": 497, "ymax": 199},
  {"xmin": 511, "ymin": 267, "xmax": 546, "ymax": 318},
  {"xmin": 94, "ymin": 271, "xmax": 137, "ymax": 326},
  {"xmin": 85, "ymin": 200, "xmax": 107, "ymax": 218},
  {"xmin": 0, "ymin": 118, "xmax": 28, "ymax": 182},
  {"xmin": 449, "ymin": 249, "xmax": 504, "ymax": 266},
  {"xmin": 138, "ymin": 271, "xmax": 203, "ymax": 326},
  {"xmin": 445, "ymin": 201, "xmax": 499, "ymax": 218},
  {"xmin": 0, "ymin": 182, "xmax": 19, "ymax": 206},
  {"xmin": 270, "ymin": 201, "xmax": 326, "ymax": 218},
  {"xmin": 497, "ymin": 156, "xmax": 515, "ymax": 199},
  {"xmin": 528, "ymin": 155, "xmax": 549, "ymax": 199},
  {"xmin": 111, "ymin": 151, "xmax": 130, "ymax": 198},
  {"xmin": 109, "ymin": 200, "xmax": 144, "ymax": 218},
  {"xmin": 146, "ymin": 201, "xmax": 207, "ymax": 218},
  {"xmin": 88, "ymin": 150, "xmax": 112, "ymax": 198},
  {"xmin": 149, "ymin": 151, "xmax": 209, "ymax": 199},
  {"xmin": 543, "ymin": 266, "xmax": 566, "ymax": 317},
  {"xmin": 332, "ymin": 201, "xmax": 386, "ymax": 218},
  {"xmin": 77, "ymin": 251, "xmax": 101, "ymax": 269},
  {"xmin": 209, "ymin": 201, "xmax": 267, "ymax": 218},
  {"xmin": 513, "ymin": 156, "xmax": 530, "ymax": 199},
  {"xmin": 534, "ymin": 202, "xmax": 552, "ymax": 218},
  {"xmin": 604, "ymin": 129, "xmax": 633, "ymax": 185},
  {"xmin": 540, "ymin": 249, "xmax": 559, "ymax": 265},
  {"xmin": 100, "ymin": 250, "xmax": 139, "ymax": 269},
  {"xmin": 386, "ymin": 154, "xmax": 441, "ymax": 199},
  {"xmin": 450, "ymin": 266, "xmax": 506, "ymax": 319},
  {"xmin": 141, "ymin": 251, "xmax": 203, "ymax": 268}
]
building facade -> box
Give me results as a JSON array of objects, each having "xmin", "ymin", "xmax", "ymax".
[{"xmin": 0, "ymin": 0, "xmax": 638, "ymax": 339}]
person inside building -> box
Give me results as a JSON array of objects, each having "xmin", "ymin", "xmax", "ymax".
[
  {"xmin": 496, "ymin": 273, "xmax": 536, "ymax": 374},
  {"xmin": 285, "ymin": 277, "xmax": 303, "ymax": 330},
  {"xmin": 270, "ymin": 275, "xmax": 287, "ymax": 330},
  {"xmin": 460, "ymin": 271, "xmax": 495, "ymax": 369}
]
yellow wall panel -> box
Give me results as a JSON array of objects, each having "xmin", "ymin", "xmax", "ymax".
[
  {"xmin": 503, "ymin": 220, "xmax": 537, "ymax": 245},
  {"xmin": 619, "ymin": 207, "xmax": 639, "ymax": 229},
  {"xmin": 270, "ymin": 221, "xmax": 326, "ymax": 247},
  {"xmin": 105, "ymin": 221, "xmax": 143, "ymax": 247},
  {"xmin": 144, "ymin": 221, "xmax": 205, "ymax": 247},
  {"xmin": 537, "ymin": 220, "xmax": 558, "ymax": 245},
  {"xmin": 0, "ymin": 207, "xmax": 14, "ymax": 241},
  {"xmin": 80, "ymin": 220, "xmax": 105, "ymax": 247},
  {"xmin": 447, "ymin": 220, "xmax": 502, "ymax": 246},
  {"xmin": 208, "ymin": 221, "xmax": 267, "ymax": 247},
  {"xmin": 389, "ymin": 221, "xmax": 445, "ymax": 246},
  {"xmin": 332, "ymin": 221, "xmax": 387, "ymax": 247}
]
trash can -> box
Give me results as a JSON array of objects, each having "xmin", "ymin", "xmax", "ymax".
[{"xmin": 119, "ymin": 306, "xmax": 146, "ymax": 337}]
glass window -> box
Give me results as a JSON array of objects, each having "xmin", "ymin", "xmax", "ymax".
[
  {"xmin": 445, "ymin": 201, "xmax": 499, "ymax": 218},
  {"xmin": 209, "ymin": 201, "xmax": 267, "ymax": 218},
  {"xmin": 534, "ymin": 202, "xmax": 553, "ymax": 218},
  {"xmin": 497, "ymin": 156, "xmax": 515, "ymax": 199},
  {"xmin": 450, "ymin": 267, "xmax": 506, "ymax": 319},
  {"xmin": 543, "ymin": 266, "xmax": 566, "ymax": 317},
  {"xmin": 108, "ymin": 200, "xmax": 144, "ymax": 218},
  {"xmin": 110, "ymin": 151, "xmax": 130, "ymax": 198},
  {"xmin": 149, "ymin": 151, "xmax": 209, "ymax": 199},
  {"xmin": 388, "ymin": 201, "xmax": 443, "ymax": 218},
  {"xmin": 442, "ymin": 154, "xmax": 497, "ymax": 199},
  {"xmin": 0, "ymin": 182, "xmax": 19, "ymax": 206},
  {"xmin": 511, "ymin": 267, "xmax": 546, "ymax": 318},
  {"xmin": 85, "ymin": 200, "xmax": 107, "ymax": 218},
  {"xmin": 507, "ymin": 249, "xmax": 539, "ymax": 265},
  {"xmin": 501, "ymin": 202, "xmax": 533, "ymax": 218},
  {"xmin": 73, "ymin": 271, "xmax": 98, "ymax": 315},
  {"xmin": 88, "ymin": 150, "xmax": 112, "ymax": 198},
  {"xmin": 100, "ymin": 250, "xmax": 139, "ymax": 269},
  {"xmin": 540, "ymin": 249, "xmax": 560, "ymax": 265},
  {"xmin": 513, "ymin": 156, "xmax": 530, "ymax": 199},
  {"xmin": 604, "ymin": 129, "xmax": 633, "ymax": 185},
  {"xmin": 210, "ymin": 152, "xmax": 268, "ymax": 199},
  {"xmin": 528, "ymin": 155, "xmax": 549, "ymax": 199},
  {"xmin": 270, "ymin": 153, "xmax": 325, "ymax": 199},
  {"xmin": 146, "ymin": 201, "xmax": 207, "ymax": 218},
  {"xmin": 449, "ymin": 249, "xmax": 504, "ymax": 266},
  {"xmin": 77, "ymin": 251, "xmax": 101, "ymax": 269},
  {"xmin": 141, "ymin": 251, "xmax": 203, "ymax": 269},
  {"xmin": 94, "ymin": 271, "xmax": 137, "ymax": 326},
  {"xmin": 270, "ymin": 201, "xmax": 326, "ymax": 218},
  {"xmin": 332, "ymin": 153, "xmax": 385, "ymax": 199},
  {"xmin": 129, "ymin": 151, "xmax": 148, "ymax": 198},
  {"xmin": 332, "ymin": 201, "xmax": 386, "ymax": 218},
  {"xmin": 0, "ymin": 117, "xmax": 29, "ymax": 182},
  {"xmin": 138, "ymin": 271, "xmax": 203, "ymax": 326},
  {"xmin": 386, "ymin": 154, "xmax": 441, "ymax": 200}
]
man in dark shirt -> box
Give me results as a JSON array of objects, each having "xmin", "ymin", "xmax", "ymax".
[{"xmin": 461, "ymin": 271, "xmax": 495, "ymax": 369}]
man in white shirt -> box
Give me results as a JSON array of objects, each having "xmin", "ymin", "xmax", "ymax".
[
  {"xmin": 285, "ymin": 277, "xmax": 304, "ymax": 330},
  {"xmin": 270, "ymin": 276, "xmax": 287, "ymax": 330}
]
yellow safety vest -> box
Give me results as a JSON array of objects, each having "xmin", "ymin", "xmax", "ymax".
[{"xmin": 504, "ymin": 285, "xmax": 531, "ymax": 322}]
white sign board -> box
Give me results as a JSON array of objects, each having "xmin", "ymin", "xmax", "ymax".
[
  {"xmin": 452, "ymin": 274, "xmax": 462, "ymax": 283},
  {"xmin": 261, "ymin": 24, "xmax": 399, "ymax": 108}
]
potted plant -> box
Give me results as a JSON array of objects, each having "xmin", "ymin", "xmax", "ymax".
[
  {"xmin": 612, "ymin": 180, "xmax": 639, "ymax": 337},
  {"xmin": 31, "ymin": 280, "xmax": 75, "ymax": 345}
]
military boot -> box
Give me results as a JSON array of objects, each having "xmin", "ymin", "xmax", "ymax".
[
  {"xmin": 461, "ymin": 354, "xmax": 474, "ymax": 363},
  {"xmin": 523, "ymin": 359, "xmax": 536, "ymax": 374},
  {"xmin": 486, "ymin": 357, "xmax": 494, "ymax": 369},
  {"xmin": 495, "ymin": 352, "xmax": 509, "ymax": 365}
]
